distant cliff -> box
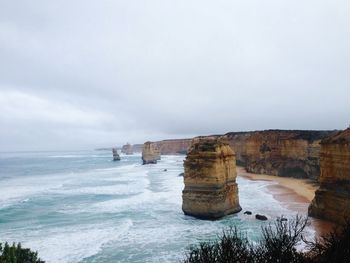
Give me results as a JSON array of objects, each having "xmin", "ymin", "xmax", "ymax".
[
  {"xmin": 154, "ymin": 139, "xmax": 192, "ymax": 155},
  {"xmin": 121, "ymin": 143, "xmax": 133, "ymax": 155},
  {"xmin": 309, "ymin": 128, "xmax": 350, "ymax": 224},
  {"xmin": 132, "ymin": 129, "xmax": 336, "ymax": 180},
  {"xmin": 221, "ymin": 130, "xmax": 335, "ymax": 180},
  {"xmin": 132, "ymin": 144, "xmax": 144, "ymax": 153}
]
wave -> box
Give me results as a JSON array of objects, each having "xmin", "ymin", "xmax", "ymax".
[{"xmin": 25, "ymin": 220, "xmax": 133, "ymax": 263}]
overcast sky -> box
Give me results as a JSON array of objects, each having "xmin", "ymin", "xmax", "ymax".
[{"xmin": 0, "ymin": 0, "xmax": 349, "ymax": 151}]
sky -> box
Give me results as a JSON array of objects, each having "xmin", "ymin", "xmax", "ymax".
[{"xmin": 0, "ymin": 0, "xmax": 349, "ymax": 151}]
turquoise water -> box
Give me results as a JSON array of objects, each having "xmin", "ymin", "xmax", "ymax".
[{"xmin": 0, "ymin": 151, "xmax": 311, "ymax": 262}]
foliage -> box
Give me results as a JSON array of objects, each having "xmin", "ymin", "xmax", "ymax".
[
  {"xmin": 306, "ymin": 219, "xmax": 350, "ymax": 263},
  {"xmin": 0, "ymin": 242, "xmax": 44, "ymax": 263},
  {"xmin": 184, "ymin": 215, "xmax": 350, "ymax": 263}
]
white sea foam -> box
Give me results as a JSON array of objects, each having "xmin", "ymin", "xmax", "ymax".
[
  {"xmin": 22, "ymin": 220, "xmax": 133, "ymax": 263},
  {"xmin": 0, "ymin": 154, "xmax": 317, "ymax": 263}
]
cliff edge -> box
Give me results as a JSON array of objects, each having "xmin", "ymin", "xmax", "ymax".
[{"xmin": 308, "ymin": 128, "xmax": 350, "ymax": 224}]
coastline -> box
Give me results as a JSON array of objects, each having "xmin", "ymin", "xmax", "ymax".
[{"xmin": 237, "ymin": 166, "xmax": 335, "ymax": 236}]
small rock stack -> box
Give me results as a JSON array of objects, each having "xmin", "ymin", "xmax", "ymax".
[
  {"xmin": 142, "ymin": 141, "xmax": 161, "ymax": 164},
  {"xmin": 182, "ymin": 137, "xmax": 241, "ymax": 219},
  {"xmin": 112, "ymin": 148, "xmax": 120, "ymax": 161}
]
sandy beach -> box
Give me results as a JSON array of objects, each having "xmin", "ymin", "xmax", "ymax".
[{"xmin": 237, "ymin": 166, "xmax": 335, "ymax": 236}]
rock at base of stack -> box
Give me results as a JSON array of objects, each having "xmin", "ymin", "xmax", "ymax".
[
  {"xmin": 112, "ymin": 148, "xmax": 120, "ymax": 161},
  {"xmin": 142, "ymin": 141, "xmax": 161, "ymax": 165},
  {"xmin": 182, "ymin": 137, "xmax": 241, "ymax": 219},
  {"xmin": 308, "ymin": 128, "xmax": 350, "ymax": 224}
]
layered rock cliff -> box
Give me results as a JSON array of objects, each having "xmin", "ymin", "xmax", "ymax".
[
  {"xmin": 221, "ymin": 130, "xmax": 335, "ymax": 180},
  {"xmin": 154, "ymin": 139, "xmax": 192, "ymax": 155},
  {"xmin": 132, "ymin": 144, "xmax": 144, "ymax": 153},
  {"xmin": 121, "ymin": 143, "xmax": 133, "ymax": 155},
  {"xmin": 309, "ymin": 128, "xmax": 350, "ymax": 224},
  {"xmin": 182, "ymin": 137, "xmax": 241, "ymax": 219},
  {"xmin": 142, "ymin": 141, "xmax": 161, "ymax": 165}
]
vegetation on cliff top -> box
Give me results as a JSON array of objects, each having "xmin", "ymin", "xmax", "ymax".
[{"xmin": 184, "ymin": 215, "xmax": 350, "ymax": 263}]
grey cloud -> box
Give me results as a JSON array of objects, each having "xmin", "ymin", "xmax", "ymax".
[{"xmin": 0, "ymin": 0, "xmax": 349, "ymax": 151}]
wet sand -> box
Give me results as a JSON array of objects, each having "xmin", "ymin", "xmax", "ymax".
[{"xmin": 237, "ymin": 166, "xmax": 335, "ymax": 236}]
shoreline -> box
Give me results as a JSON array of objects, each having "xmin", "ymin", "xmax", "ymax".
[{"xmin": 237, "ymin": 166, "xmax": 335, "ymax": 236}]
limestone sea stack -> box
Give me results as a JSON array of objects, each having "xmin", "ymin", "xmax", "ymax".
[
  {"xmin": 121, "ymin": 143, "xmax": 133, "ymax": 155},
  {"xmin": 142, "ymin": 141, "xmax": 161, "ymax": 164},
  {"xmin": 112, "ymin": 148, "xmax": 120, "ymax": 161},
  {"xmin": 309, "ymin": 128, "xmax": 350, "ymax": 224},
  {"xmin": 182, "ymin": 137, "xmax": 241, "ymax": 219}
]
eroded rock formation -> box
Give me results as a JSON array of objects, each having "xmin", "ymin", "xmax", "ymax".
[
  {"xmin": 309, "ymin": 128, "xmax": 350, "ymax": 224},
  {"xmin": 142, "ymin": 141, "xmax": 161, "ymax": 164},
  {"xmin": 121, "ymin": 143, "xmax": 133, "ymax": 155},
  {"xmin": 112, "ymin": 148, "xmax": 120, "ymax": 161},
  {"xmin": 182, "ymin": 137, "xmax": 241, "ymax": 219},
  {"xmin": 221, "ymin": 130, "xmax": 335, "ymax": 180},
  {"xmin": 154, "ymin": 139, "xmax": 192, "ymax": 154}
]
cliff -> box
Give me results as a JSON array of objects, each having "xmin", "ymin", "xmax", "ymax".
[
  {"xmin": 121, "ymin": 143, "xmax": 133, "ymax": 155},
  {"xmin": 220, "ymin": 130, "xmax": 335, "ymax": 180},
  {"xmin": 309, "ymin": 128, "xmax": 350, "ymax": 224},
  {"xmin": 137, "ymin": 129, "xmax": 334, "ymax": 179},
  {"xmin": 154, "ymin": 139, "xmax": 192, "ymax": 155},
  {"xmin": 182, "ymin": 137, "xmax": 241, "ymax": 219},
  {"xmin": 142, "ymin": 141, "xmax": 161, "ymax": 164},
  {"xmin": 132, "ymin": 144, "xmax": 144, "ymax": 153}
]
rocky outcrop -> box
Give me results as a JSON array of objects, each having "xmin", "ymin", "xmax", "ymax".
[
  {"xmin": 142, "ymin": 141, "xmax": 161, "ymax": 164},
  {"xmin": 221, "ymin": 130, "xmax": 335, "ymax": 180},
  {"xmin": 112, "ymin": 148, "xmax": 120, "ymax": 161},
  {"xmin": 182, "ymin": 137, "xmax": 241, "ymax": 219},
  {"xmin": 121, "ymin": 143, "xmax": 133, "ymax": 155},
  {"xmin": 120, "ymin": 140, "xmax": 190, "ymax": 155},
  {"xmin": 154, "ymin": 139, "xmax": 192, "ymax": 155},
  {"xmin": 309, "ymin": 128, "xmax": 350, "ymax": 224}
]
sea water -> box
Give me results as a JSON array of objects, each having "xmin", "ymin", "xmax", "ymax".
[{"xmin": 0, "ymin": 151, "xmax": 312, "ymax": 263}]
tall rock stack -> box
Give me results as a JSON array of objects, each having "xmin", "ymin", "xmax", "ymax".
[
  {"xmin": 142, "ymin": 141, "xmax": 161, "ymax": 164},
  {"xmin": 112, "ymin": 148, "xmax": 120, "ymax": 161},
  {"xmin": 309, "ymin": 128, "xmax": 350, "ymax": 224},
  {"xmin": 182, "ymin": 137, "xmax": 241, "ymax": 219}
]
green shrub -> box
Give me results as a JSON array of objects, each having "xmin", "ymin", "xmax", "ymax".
[
  {"xmin": 184, "ymin": 215, "xmax": 350, "ymax": 263},
  {"xmin": 0, "ymin": 242, "xmax": 44, "ymax": 263}
]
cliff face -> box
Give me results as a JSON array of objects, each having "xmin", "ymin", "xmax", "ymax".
[
  {"xmin": 142, "ymin": 141, "xmax": 161, "ymax": 165},
  {"xmin": 132, "ymin": 144, "xmax": 144, "ymax": 153},
  {"xmin": 309, "ymin": 129, "xmax": 350, "ymax": 224},
  {"xmin": 182, "ymin": 137, "xmax": 241, "ymax": 219},
  {"xmin": 221, "ymin": 130, "xmax": 334, "ymax": 180},
  {"xmin": 154, "ymin": 139, "xmax": 192, "ymax": 155},
  {"xmin": 121, "ymin": 143, "xmax": 133, "ymax": 155}
]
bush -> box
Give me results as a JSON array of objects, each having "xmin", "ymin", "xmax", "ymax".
[
  {"xmin": 0, "ymin": 242, "xmax": 44, "ymax": 263},
  {"xmin": 307, "ymin": 219, "xmax": 350, "ymax": 263},
  {"xmin": 184, "ymin": 215, "xmax": 350, "ymax": 263}
]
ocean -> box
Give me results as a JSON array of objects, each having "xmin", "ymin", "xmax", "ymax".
[{"xmin": 0, "ymin": 151, "xmax": 313, "ymax": 262}]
